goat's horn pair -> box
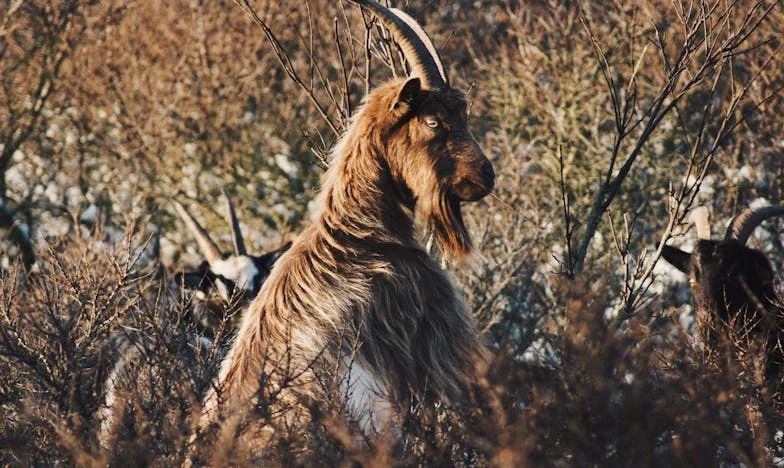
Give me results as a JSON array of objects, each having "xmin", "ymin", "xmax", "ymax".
[
  {"xmin": 688, "ymin": 206, "xmax": 711, "ymax": 240},
  {"xmin": 725, "ymin": 205, "xmax": 784, "ymax": 244},
  {"xmin": 172, "ymin": 191, "xmax": 248, "ymax": 263},
  {"xmin": 351, "ymin": 0, "xmax": 448, "ymax": 90}
]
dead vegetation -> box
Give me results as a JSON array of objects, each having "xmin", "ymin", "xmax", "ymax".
[{"xmin": 2, "ymin": 0, "xmax": 784, "ymax": 465}]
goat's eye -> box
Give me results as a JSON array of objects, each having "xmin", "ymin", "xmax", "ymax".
[{"xmin": 425, "ymin": 118, "xmax": 439, "ymax": 129}]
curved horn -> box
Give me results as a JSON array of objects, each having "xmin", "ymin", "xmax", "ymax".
[
  {"xmin": 171, "ymin": 198, "xmax": 222, "ymax": 265},
  {"xmin": 725, "ymin": 205, "xmax": 784, "ymax": 244},
  {"xmin": 221, "ymin": 188, "xmax": 247, "ymax": 256},
  {"xmin": 352, "ymin": 0, "xmax": 448, "ymax": 90},
  {"xmin": 687, "ymin": 206, "xmax": 711, "ymax": 240}
]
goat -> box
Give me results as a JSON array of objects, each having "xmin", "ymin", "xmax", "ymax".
[
  {"xmin": 171, "ymin": 190, "xmax": 290, "ymax": 335},
  {"xmin": 661, "ymin": 205, "xmax": 784, "ymax": 388},
  {"xmin": 196, "ymin": 0, "xmax": 495, "ymax": 454},
  {"xmin": 172, "ymin": 189, "xmax": 290, "ymax": 304},
  {"xmin": 97, "ymin": 190, "xmax": 289, "ymax": 450}
]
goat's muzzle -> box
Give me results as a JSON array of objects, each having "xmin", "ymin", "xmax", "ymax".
[{"xmin": 451, "ymin": 151, "xmax": 495, "ymax": 202}]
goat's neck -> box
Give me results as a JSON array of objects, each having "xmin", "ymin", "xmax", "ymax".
[{"xmin": 318, "ymin": 139, "xmax": 415, "ymax": 246}]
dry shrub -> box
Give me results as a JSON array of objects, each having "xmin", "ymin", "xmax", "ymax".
[
  {"xmin": 0, "ymin": 225, "xmax": 221, "ymax": 465},
  {"xmin": 2, "ymin": 227, "xmax": 784, "ymax": 466},
  {"xmin": 516, "ymin": 280, "xmax": 780, "ymax": 466},
  {"xmin": 0, "ymin": 226, "xmax": 143, "ymax": 464}
]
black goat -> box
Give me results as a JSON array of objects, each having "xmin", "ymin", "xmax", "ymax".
[{"xmin": 662, "ymin": 205, "xmax": 784, "ymax": 386}]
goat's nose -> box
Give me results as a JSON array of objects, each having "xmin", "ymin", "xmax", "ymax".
[{"xmin": 481, "ymin": 161, "xmax": 495, "ymax": 188}]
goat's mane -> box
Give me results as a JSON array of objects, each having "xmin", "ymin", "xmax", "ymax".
[{"xmin": 318, "ymin": 81, "xmax": 476, "ymax": 262}]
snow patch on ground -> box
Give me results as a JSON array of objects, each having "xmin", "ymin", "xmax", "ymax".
[
  {"xmin": 80, "ymin": 204, "xmax": 99, "ymax": 224},
  {"xmin": 275, "ymin": 153, "xmax": 299, "ymax": 178}
]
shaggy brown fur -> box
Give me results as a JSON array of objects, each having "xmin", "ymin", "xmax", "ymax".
[{"xmin": 198, "ymin": 74, "xmax": 494, "ymax": 452}]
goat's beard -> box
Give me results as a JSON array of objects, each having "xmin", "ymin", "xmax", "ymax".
[{"xmin": 420, "ymin": 186, "xmax": 473, "ymax": 262}]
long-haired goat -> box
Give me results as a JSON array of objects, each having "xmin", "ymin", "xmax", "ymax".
[
  {"xmin": 98, "ymin": 190, "xmax": 289, "ymax": 449},
  {"xmin": 198, "ymin": 0, "xmax": 495, "ymax": 450},
  {"xmin": 662, "ymin": 205, "xmax": 784, "ymax": 387}
]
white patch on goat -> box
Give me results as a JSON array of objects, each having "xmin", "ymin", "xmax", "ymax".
[
  {"xmin": 211, "ymin": 256, "xmax": 259, "ymax": 293},
  {"xmin": 340, "ymin": 353, "xmax": 392, "ymax": 436},
  {"xmin": 98, "ymin": 342, "xmax": 140, "ymax": 447},
  {"xmin": 99, "ymin": 359, "xmax": 122, "ymax": 441}
]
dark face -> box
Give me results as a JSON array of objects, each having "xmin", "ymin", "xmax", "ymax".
[
  {"xmin": 691, "ymin": 240, "xmax": 777, "ymax": 322},
  {"xmin": 360, "ymin": 78, "xmax": 495, "ymax": 259},
  {"xmin": 420, "ymin": 92, "xmax": 494, "ymax": 202},
  {"xmin": 417, "ymin": 90, "xmax": 495, "ymax": 202},
  {"xmin": 174, "ymin": 260, "xmax": 250, "ymax": 302},
  {"xmin": 175, "ymin": 261, "xmax": 215, "ymax": 297},
  {"xmin": 385, "ymin": 79, "xmax": 495, "ymax": 204}
]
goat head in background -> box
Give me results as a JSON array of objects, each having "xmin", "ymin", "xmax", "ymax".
[
  {"xmin": 172, "ymin": 189, "xmax": 290, "ymax": 304},
  {"xmin": 662, "ymin": 205, "xmax": 784, "ymax": 386}
]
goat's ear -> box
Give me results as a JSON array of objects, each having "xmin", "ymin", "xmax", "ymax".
[
  {"xmin": 264, "ymin": 241, "xmax": 292, "ymax": 268},
  {"xmin": 391, "ymin": 77, "xmax": 422, "ymax": 111},
  {"xmin": 661, "ymin": 245, "xmax": 691, "ymax": 274}
]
